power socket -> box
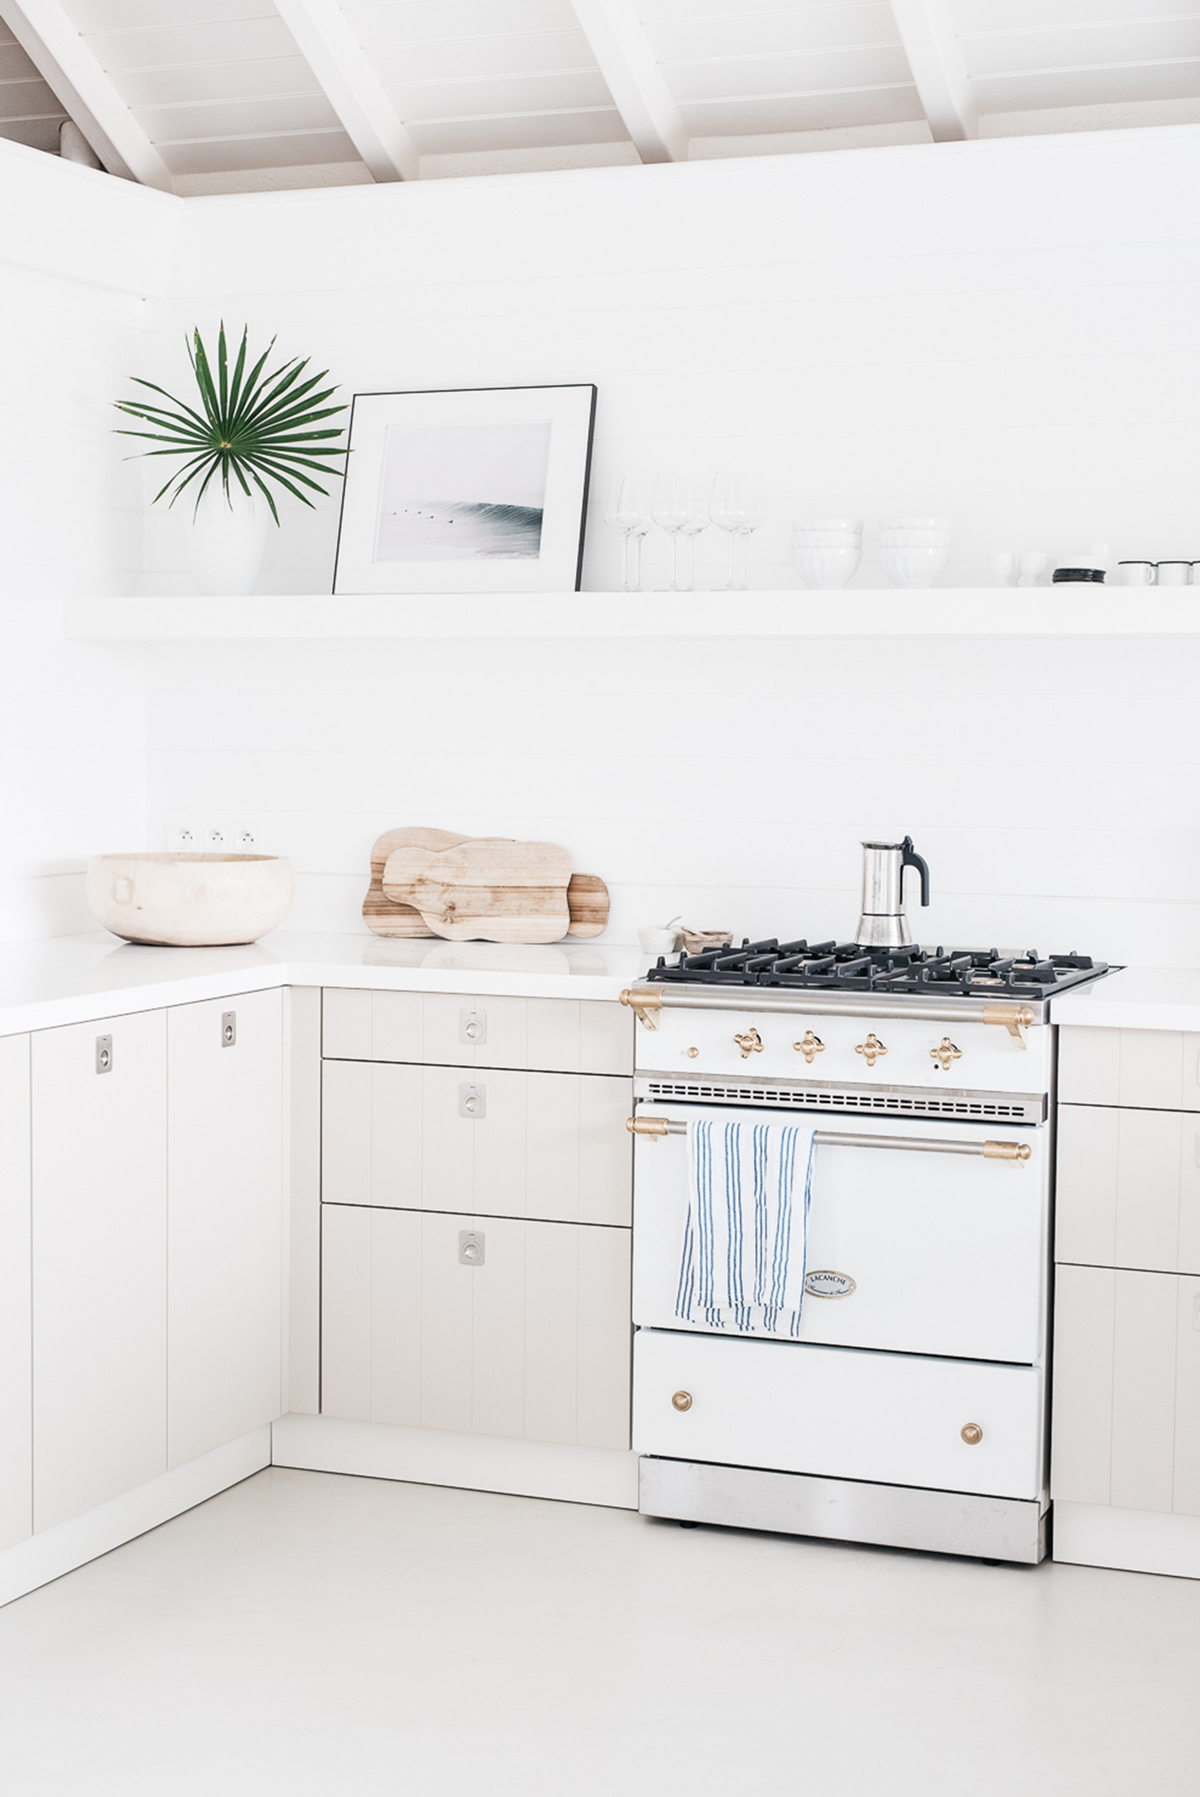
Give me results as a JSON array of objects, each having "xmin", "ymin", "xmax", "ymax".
[{"xmin": 170, "ymin": 821, "xmax": 262, "ymax": 852}]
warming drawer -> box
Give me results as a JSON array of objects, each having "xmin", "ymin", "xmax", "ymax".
[{"xmin": 633, "ymin": 1328, "xmax": 1045, "ymax": 1502}]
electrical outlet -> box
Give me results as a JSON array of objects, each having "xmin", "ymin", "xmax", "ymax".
[{"xmin": 168, "ymin": 820, "xmax": 263, "ymax": 853}]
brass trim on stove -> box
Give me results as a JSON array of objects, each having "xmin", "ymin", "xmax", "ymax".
[{"xmin": 627, "ymin": 1115, "xmax": 1032, "ymax": 1161}]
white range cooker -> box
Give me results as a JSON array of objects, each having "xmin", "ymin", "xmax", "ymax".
[{"xmin": 620, "ymin": 873, "xmax": 1110, "ymax": 1565}]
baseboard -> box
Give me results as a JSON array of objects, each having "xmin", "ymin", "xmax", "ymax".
[
  {"xmin": 1053, "ymin": 1501, "xmax": 1200, "ymax": 1580},
  {"xmin": 271, "ymin": 1414, "xmax": 639, "ymax": 1510},
  {"xmin": 0, "ymin": 1426, "xmax": 272, "ymax": 1609}
]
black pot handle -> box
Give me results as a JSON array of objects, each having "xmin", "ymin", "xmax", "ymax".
[{"xmin": 901, "ymin": 836, "xmax": 930, "ymax": 908}]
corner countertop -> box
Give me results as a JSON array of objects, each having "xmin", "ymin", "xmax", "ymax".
[
  {"xmin": 0, "ymin": 931, "xmax": 650, "ymax": 1038},
  {"xmin": 1052, "ymin": 967, "xmax": 1200, "ymax": 1034}
]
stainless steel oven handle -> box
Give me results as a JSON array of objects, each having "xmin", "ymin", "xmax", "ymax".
[{"xmin": 626, "ymin": 1116, "xmax": 1031, "ymax": 1161}]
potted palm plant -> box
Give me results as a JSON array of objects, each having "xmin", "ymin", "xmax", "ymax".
[{"xmin": 116, "ymin": 323, "xmax": 348, "ymax": 596}]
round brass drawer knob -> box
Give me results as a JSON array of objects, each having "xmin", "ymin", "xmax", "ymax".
[
  {"xmin": 961, "ymin": 1423, "xmax": 983, "ymax": 1445},
  {"xmin": 671, "ymin": 1390, "xmax": 693, "ymax": 1413},
  {"xmin": 684, "ymin": 1047, "xmax": 699, "ymax": 1058}
]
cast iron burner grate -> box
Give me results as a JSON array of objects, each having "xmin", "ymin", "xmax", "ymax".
[{"xmin": 645, "ymin": 940, "xmax": 1109, "ymax": 1000}]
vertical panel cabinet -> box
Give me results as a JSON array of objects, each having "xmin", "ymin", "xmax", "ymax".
[
  {"xmin": 32, "ymin": 1010, "xmax": 169, "ymax": 1532},
  {"xmin": 1053, "ymin": 1026, "xmax": 1200, "ymax": 1549},
  {"xmin": 0, "ymin": 1034, "xmax": 31, "ymax": 1551},
  {"xmin": 320, "ymin": 989, "xmax": 635, "ymax": 1451},
  {"xmin": 167, "ymin": 990, "xmax": 284, "ymax": 1467},
  {"xmin": 26, "ymin": 993, "xmax": 284, "ymax": 1537}
]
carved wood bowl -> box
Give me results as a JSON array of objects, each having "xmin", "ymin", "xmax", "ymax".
[{"xmin": 86, "ymin": 852, "xmax": 294, "ymax": 946}]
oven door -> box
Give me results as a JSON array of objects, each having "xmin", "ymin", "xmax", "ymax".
[{"xmin": 631, "ymin": 1102, "xmax": 1048, "ymax": 1364}]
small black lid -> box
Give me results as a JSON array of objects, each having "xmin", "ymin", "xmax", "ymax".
[{"xmin": 1052, "ymin": 567, "xmax": 1106, "ymax": 583}]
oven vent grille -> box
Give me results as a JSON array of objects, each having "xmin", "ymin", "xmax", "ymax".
[{"xmin": 642, "ymin": 1079, "xmax": 1043, "ymax": 1124}]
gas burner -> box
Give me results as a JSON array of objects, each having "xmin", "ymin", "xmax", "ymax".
[{"xmin": 646, "ymin": 939, "xmax": 1109, "ymax": 1000}]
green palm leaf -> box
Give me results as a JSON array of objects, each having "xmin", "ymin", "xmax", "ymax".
[{"xmin": 115, "ymin": 322, "xmax": 348, "ymax": 519}]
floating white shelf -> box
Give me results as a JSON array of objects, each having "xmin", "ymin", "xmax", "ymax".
[{"xmin": 60, "ymin": 590, "xmax": 1199, "ymax": 641}]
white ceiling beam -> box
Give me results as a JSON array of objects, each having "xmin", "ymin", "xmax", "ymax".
[
  {"xmin": 273, "ymin": 0, "xmax": 419, "ymax": 182},
  {"xmin": 0, "ymin": 0, "xmax": 172, "ymax": 187},
  {"xmin": 570, "ymin": 0, "xmax": 687, "ymax": 164},
  {"xmin": 890, "ymin": 0, "xmax": 978, "ymax": 142}
]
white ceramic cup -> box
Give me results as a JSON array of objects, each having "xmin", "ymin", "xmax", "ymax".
[
  {"xmin": 638, "ymin": 925, "xmax": 679, "ymax": 956},
  {"xmin": 1156, "ymin": 561, "xmax": 1190, "ymax": 587},
  {"xmin": 1116, "ymin": 561, "xmax": 1156, "ymax": 587}
]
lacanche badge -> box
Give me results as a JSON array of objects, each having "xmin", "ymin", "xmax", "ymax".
[{"xmin": 804, "ymin": 1270, "xmax": 856, "ymax": 1299}]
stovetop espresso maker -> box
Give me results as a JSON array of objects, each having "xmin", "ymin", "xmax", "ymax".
[{"xmin": 854, "ymin": 835, "xmax": 930, "ymax": 948}]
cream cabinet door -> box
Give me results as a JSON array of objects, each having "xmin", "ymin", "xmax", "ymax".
[
  {"xmin": 321, "ymin": 1205, "xmax": 631, "ymax": 1449},
  {"xmin": 1051, "ymin": 1263, "xmax": 1200, "ymax": 1516},
  {"xmin": 322, "ymin": 988, "xmax": 632, "ymax": 1076},
  {"xmin": 1058, "ymin": 1026, "xmax": 1200, "ymax": 1111},
  {"xmin": 32, "ymin": 1010, "xmax": 168, "ymax": 1532},
  {"xmin": 1056, "ymin": 1103, "xmax": 1200, "ymax": 1274},
  {"xmin": 322, "ymin": 1060, "xmax": 632, "ymax": 1225},
  {"xmin": 0, "ymin": 1034, "xmax": 31, "ymax": 1552},
  {"xmin": 167, "ymin": 990, "xmax": 285, "ymax": 1468}
]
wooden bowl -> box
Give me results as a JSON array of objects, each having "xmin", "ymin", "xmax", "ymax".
[{"xmin": 86, "ymin": 852, "xmax": 294, "ymax": 946}]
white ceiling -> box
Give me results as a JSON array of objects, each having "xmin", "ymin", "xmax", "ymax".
[{"xmin": 0, "ymin": 0, "xmax": 1197, "ymax": 193}]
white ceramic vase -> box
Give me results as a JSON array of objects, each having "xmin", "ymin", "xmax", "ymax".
[{"xmin": 188, "ymin": 479, "xmax": 270, "ymax": 596}]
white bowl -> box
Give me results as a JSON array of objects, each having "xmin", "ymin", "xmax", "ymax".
[
  {"xmin": 87, "ymin": 852, "xmax": 295, "ymax": 946},
  {"xmin": 880, "ymin": 544, "xmax": 950, "ymax": 587},
  {"xmin": 793, "ymin": 543, "xmax": 862, "ymax": 588},
  {"xmin": 880, "ymin": 516, "xmax": 951, "ymax": 532},
  {"xmin": 792, "ymin": 531, "xmax": 861, "ymax": 548},
  {"xmin": 793, "ymin": 518, "xmax": 863, "ymax": 533},
  {"xmin": 879, "ymin": 529, "xmax": 951, "ymax": 546}
]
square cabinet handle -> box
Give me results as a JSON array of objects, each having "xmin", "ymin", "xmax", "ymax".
[
  {"xmin": 459, "ymin": 1230, "xmax": 485, "ymax": 1266},
  {"xmin": 222, "ymin": 1011, "xmax": 237, "ymax": 1048},
  {"xmin": 95, "ymin": 1035, "xmax": 113, "ymax": 1075},
  {"xmin": 460, "ymin": 1009, "xmax": 487, "ymax": 1045},
  {"xmin": 459, "ymin": 1083, "xmax": 485, "ymax": 1119}
]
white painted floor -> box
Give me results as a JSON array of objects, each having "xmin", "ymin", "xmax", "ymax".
[{"xmin": 1, "ymin": 1471, "xmax": 1198, "ymax": 1796}]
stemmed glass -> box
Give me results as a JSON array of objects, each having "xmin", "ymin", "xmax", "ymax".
[
  {"xmin": 652, "ymin": 474, "xmax": 707, "ymax": 593},
  {"xmin": 604, "ymin": 476, "xmax": 652, "ymax": 592},
  {"xmin": 710, "ymin": 472, "xmax": 760, "ymax": 591}
]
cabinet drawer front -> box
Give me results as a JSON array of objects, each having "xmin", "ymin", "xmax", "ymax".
[
  {"xmin": 322, "ymin": 1060, "xmax": 631, "ymax": 1224},
  {"xmin": 1056, "ymin": 1104, "xmax": 1200, "ymax": 1273},
  {"xmin": 633, "ymin": 1329, "xmax": 1043, "ymax": 1500},
  {"xmin": 322, "ymin": 988, "xmax": 632, "ymax": 1076},
  {"xmin": 1058, "ymin": 1026, "xmax": 1200, "ymax": 1111},
  {"xmin": 1051, "ymin": 1264, "xmax": 1200, "ymax": 1518},
  {"xmin": 321, "ymin": 1204, "xmax": 631, "ymax": 1449}
]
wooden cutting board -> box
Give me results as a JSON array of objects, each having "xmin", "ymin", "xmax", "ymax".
[
  {"xmin": 382, "ymin": 839, "xmax": 575, "ymax": 943},
  {"xmin": 364, "ymin": 828, "xmax": 609, "ymax": 940},
  {"xmin": 363, "ymin": 826, "xmax": 476, "ymax": 936}
]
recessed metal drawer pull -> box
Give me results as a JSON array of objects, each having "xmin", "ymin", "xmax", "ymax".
[{"xmin": 625, "ymin": 1116, "xmax": 1031, "ymax": 1161}]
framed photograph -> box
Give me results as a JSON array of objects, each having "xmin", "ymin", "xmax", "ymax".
[{"xmin": 332, "ymin": 383, "xmax": 597, "ymax": 594}]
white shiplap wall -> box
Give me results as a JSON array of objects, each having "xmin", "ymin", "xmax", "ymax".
[
  {"xmin": 0, "ymin": 137, "xmax": 177, "ymax": 941},
  {"xmin": 133, "ymin": 125, "xmax": 1200, "ymax": 963}
]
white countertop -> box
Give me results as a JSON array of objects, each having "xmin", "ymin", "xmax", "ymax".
[
  {"xmin": 0, "ymin": 931, "xmax": 650, "ymax": 1037},
  {"xmin": 2, "ymin": 936, "xmax": 1192, "ymax": 1040},
  {"xmin": 1051, "ymin": 967, "xmax": 1200, "ymax": 1034}
]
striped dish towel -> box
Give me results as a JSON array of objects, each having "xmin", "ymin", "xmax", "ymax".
[{"xmin": 676, "ymin": 1117, "xmax": 817, "ymax": 1337}]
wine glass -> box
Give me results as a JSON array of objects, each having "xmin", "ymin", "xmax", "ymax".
[
  {"xmin": 710, "ymin": 473, "xmax": 760, "ymax": 591},
  {"xmin": 679, "ymin": 487, "xmax": 710, "ymax": 592},
  {"xmin": 604, "ymin": 476, "xmax": 652, "ymax": 592}
]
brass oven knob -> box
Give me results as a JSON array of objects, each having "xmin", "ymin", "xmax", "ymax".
[
  {"xmin": 793, "ymin": 1030, "xmax": 825, "ymax": 1065},
  {"xmin": 961, "ymin": 1423, "xmax": 983, "ymax": 1445},
  {"xmin": 672, "ymin": 1390, "xmax": 693, "ymax": 1412},
  {"xmin": 684, "ymin": 1046, "xmax": 699, "ymax": 1058},
  {"xmin": 732, "ymin": 1028, "xmax": 764, "ymax": 1059},
  {"xmin": 854, "ymin": 1033, "xmax": 888, "ymax": 1068},
  {"xmin": 931, "ymin": 1037, "xmax": 962, "ymax": 1073}
]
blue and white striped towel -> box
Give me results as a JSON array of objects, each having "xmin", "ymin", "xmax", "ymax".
[{"xmin": 676, "ymin": 1117, "xmax": 817, "ymax": 1337}]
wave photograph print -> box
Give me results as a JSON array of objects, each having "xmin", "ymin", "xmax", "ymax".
[
  {"xmin": 334, "ymin": 384, "xmax": 595, "ymax": 593},
  {"xmin": 375, "ymin": 420, "xmax": 551, "ymax": 562}
]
